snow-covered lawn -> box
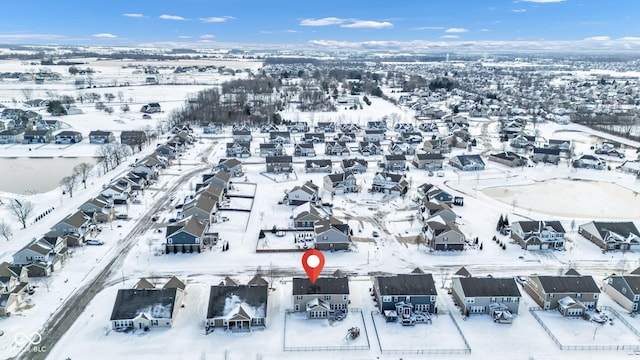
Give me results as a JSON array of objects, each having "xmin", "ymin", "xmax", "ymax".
[
  {"xmin": 283, "ymin": 311, "xmax": 370, "ymax": 351},
  {"xmin": 532, "ymin": 309, "xmax": 640, "ymax": 349},
  {"xmin": 371, "ymin": 311, "xmax": 469, "ymax": 354}
]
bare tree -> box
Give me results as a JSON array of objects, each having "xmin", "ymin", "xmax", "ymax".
[
  {"xmin": 0, "ymin": 221, "xmax": 13, "ymax": 241},
  {"xmin": 21, "ymin": 88, "xmax": 33, "ymax": 102},
  {"xmin": 10, "ymin": 199, "xmax": 34, "ymax": 229},
  {"xmin": 267, "ymin": 262, "xmax": 277, "ymax": 290},
  {"xmin": 73, "ymin": 162, "xmax": 93, "ymax": 189},
  {"xmin": 60, "ymin": 174, "xmax": 78, "ymax": 198}
]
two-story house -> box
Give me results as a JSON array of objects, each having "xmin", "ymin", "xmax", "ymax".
[
  {"xmin": 603, "ymin": 268, "xmax": 640, "ymax": 313},
  {"xmin": 423, "ymin": 216, "xmax": 465, "ymax": 251},
  {"xmin": 165, "ymin": 216, "xmax": 212, "ymax": 253},
  {"xmin": 314, "ymin": 218, "xmax": 351, "ymax": 251},
  {"xmin": 358, "ymin": 141, "xmax": 382, "ymax": 156},
  {"xmin": 88, "ymin": 130, "xmax": 116, "ymax": 144},
  {"xmin": 324, "ymin": 172, "xmax": 358, "ymax": 194},
  {"xmin": 412, "ymin": 153, "xmax": 445, "ymax": 170},
  {"xmin": 214, "ymin": 158, "xmax": 244, "ymax": 177},
  {"xmin": 265, "ymin": 156, "xmax": 293, "ymax": 173},
  {"xmin": 364, "ymin": 129, "xmax": 385, "ymax": 142},
  {"xmin": 292, "ymin": 203, "xmax": 329, "ymax": 228},
  {"xmin": 226, "ymin": 142, "xmax": 251, "ymax": 158},
  {"xmin": 285, "ymin": 181, "xmax": 319, "ymax": 206},
  {"xmin": 259, "ymin": 143, "xmax": 284, "ymax": 157},
  {"xmin": 325, "ymin": 141, "xmax": 350, "ymax": 156},
  {"xmin": 371, "ymin": 172, "xmax": 408, "ymax": 195},
  {"xmin": 54, "ymin": 130, "xmax": 83, "ymax": 144},
  {"xmin": 488, "ymin": 152, "xmax": 528, "ymax": 168},
  {"xmin": 451, "ymin": 276, "xmax": 521, "ymax": 318},
  {"xmin": 510, "ymin": 220, "xmax": 566, "ymax": 250},
  {"xmin": 524, "ymin": 274, "xmax": 600, "ymax": 315},
  {"xmin": 292, "ymin": 277, "xmax": 350, "ymax": 319},
  {"xmin": 303, "ymin": 132, "xmax": 325, "ymax": 144},
  {"xmin": 294, "ymin": 143, "xmax": 316, "ymax": 157},
  {"xmin": 383, "ymin": 154, "xmax": 407, "ymax": 172},
  {"xmin": 373, "ymin": 273, "xmax": 438, "ymax": 321},
  {"xmin": 181, "ymin": 193, "xmax": 218, "ymax": 224}
]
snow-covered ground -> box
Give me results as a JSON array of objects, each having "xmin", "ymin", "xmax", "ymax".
[{"xmin": 0, "ymin": 58, "xmax": 639, "ymax": 360}]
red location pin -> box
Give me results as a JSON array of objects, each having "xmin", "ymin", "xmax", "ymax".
[{"xmin": 302, "ymin": 249, "xmax": 325, "ymax": 284}]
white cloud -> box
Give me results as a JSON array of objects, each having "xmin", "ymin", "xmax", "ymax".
[
  {"xmin": 441, "ymin": 35, "xmax": 460, "ymax": 39},
  {"xmin": 200, "ymin": 34, "xmax": 215, "ymax": 39},
  {"xmin": 199, "ymin": 16, "xmax": 235, "ymax": 23},
  {"xmin": 480, "ymin": 29, "xmax": 492, "ymax": 32},
  {"xmin": 299, "ymin": 17, "xmax": 345, "ymax": 26},
  {"xmin": 159, "ymin": 14, "xmax": 188, "ymax": 21},
  {"xmin": 341, "ymin": 20, "xmax": 393, "ymax": 29},
  {"xmin": 122, "ymin": 13, "xmax": 144, "ymax": 18},
  {"xmin": 260, "ymin": 29, "xmax": 300, "ymax": 34},
  {"xmin": 445, "ymin": 28, "xmax": 468, "ymax": 33},
  {"xmin": 198, "ymin": 39, "xmax": 214, "ymax": 43},
  {"xmin": 177, "ymin": 36, "xmax": 192, "ymax": 39},
  {"xmin": 512, "ymin": 9, "xmax": 527, "ymax": 13},
  {"xmin": 92, "ymin": 33, "xmax": 117, "ymax": 38},
  {"xmin": 618, "ymin": 37, "xmax": 640, "ymax": 41},
  {"xmin": 412, "ymin": 26, "xmax": 444, "ymax": 31},
  {"xmin": 584, "ymin": 36, "xmax": 611, "ymax": 41},
  {"xmin": 521, "ymin": 0, "xmax": 565, "ymax": 2}
]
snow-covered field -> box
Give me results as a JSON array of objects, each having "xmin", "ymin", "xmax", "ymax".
[{"xmin": 0, "ymin": 57, "xmax": 640, "ymax": 360}]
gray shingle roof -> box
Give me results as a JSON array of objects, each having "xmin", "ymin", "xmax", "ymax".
[
  {"xmin": 376, "ymin": 274, "xmax": 436, "ymax": 296},
  {"xmin": 206, "ymin": 284, "xmax": 268, "ymax": 319},
  {"xmin": 458, "ymin": 277, "xmax": 521, "ymax": 297},
  {"xmin": 292, "ymin": 277, "xmax": 349, "ymax": 295},
  {"xmin": 536, "ymin": 275, "xmax": 600, "ymax": 294},
  {"xmin": 110, "ymin": 288, "xmax": 178, "ymax": 321}
]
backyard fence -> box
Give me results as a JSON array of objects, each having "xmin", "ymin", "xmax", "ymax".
[
  {"xmin": 529, "ymin": 306, "xmax": 640, "ymax": 351},
  {"xmin": 283, "ymin": 308, "xmax": 370, "ymax": 352},
  {"xmin": 370, "ymin": 310, "xmax": 471, "ymax": 355}
]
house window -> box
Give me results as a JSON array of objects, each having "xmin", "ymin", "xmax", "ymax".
[
  {"xmin": 343, "ymin": 295, "xmax": 348, "ymax": 301},
  {"xmin": 634, "ymin": 303, "xmax": 638, "ymax": 311},
  {"xmin": 382, "ymin": 296, "xmax": 392, "ymax": 303},
  {"xmin": 622, "ymin": 288, "xmax": 627, "ymax": 294},
  {"xmin": 490, "ymin": 297, "xmax": 496, "ymax": 303},
  {"xmin": 466, "ymin": 297, "xmax": 475, "ymax": 303},
  {"xmin": 594, "ymin": 293, "xmax": 598, "ymax": 299},
  {"xmin": 549, "ymin": 293, "xmax": 554, "ymax": 298},
  {"xmin": 254, "ymin": 318, "xmax": 262, "ymax": 325},
  {"xmin": 195, "ymin": 238, "xmax": 200, "ymax": 244},
  {"xmin": 294, "ymin": 304, "xmax": 300, "ymax": 311},
  {"xmin": 324, "ymin": 295, "xmax": 331, "ymax": 301},
  {"xmin": 415, "ymin": 304, "xmax": 429, "ymax": 312},
  {"xmin": 167, "ymin": 238, "xmax": 173, "ymax": 244},
  {"xmin": 393, "ymin": 296, "xmax": 399, "ymax": 302},
  {"xmin": 431, "ymin": 296, "xmax": 436, "ymax": 302},
  {"xmin": 576, "ymin": 293, "xmax": 582, "ymax": 299},
  {"xmin": 634, "ymin": 295, "xmax": 639, "ymax": 301},
  {"xmin": 296, "ymin": 295, "xmax": 302, "ymax": 300}
]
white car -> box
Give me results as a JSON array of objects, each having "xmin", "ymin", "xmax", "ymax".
[{"xmin": 86, "ymin": 239, "xmax": 104, "ymax": 246}]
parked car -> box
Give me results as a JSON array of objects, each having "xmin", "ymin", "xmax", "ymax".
[
  {"xmin": 116, "ymin": 214, "xmax": 129, "ymax": 220},
  {"xmin": 132, "ymin": 199, "xmax": 142, "ymax": 205},
  {"xmin": 372, "ymin": 231, "xmax": 379, "ymax": 238},
  {"xmin": 86, "ymin": 239, "xmax": 104, "ymax": 246}
]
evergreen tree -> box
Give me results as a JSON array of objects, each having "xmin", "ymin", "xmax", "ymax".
[{"xmin": 496, "ymin": 214, "xmax": 504, "ymax": 231}]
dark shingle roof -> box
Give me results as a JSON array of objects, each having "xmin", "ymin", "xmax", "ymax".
[
  {"xmin": 516, "ymin": 220, "xmax": 565, "ymax": 234},
  {"xmin": 376, "ymin": 274, "xmax": 436, "ymax": 296},
  {"xmin": 206, "ymin": 284, "xmax": 268, "ymax": 319},
  {"xmin": 110, "ymin": 288, "xmax": 178, "ymax": 320},
  {"xmin": 458, "ymin": 277, "xmax": 521, "ymax": 297},
  {"xmin": 592, "ymin": 221, "xmax": 640, "ymax": 239},
  {"xmin": 292, "ymin": 277, "xmax": 349, "ymax": 295},
  {"xmin": 536, "ymin": 275, "xmax": 600, "ymax": 294}
]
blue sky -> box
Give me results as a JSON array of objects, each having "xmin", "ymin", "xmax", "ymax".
[{"xmin": 1, "ymin": 0, "xmax": 639, "ymax": 48}]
